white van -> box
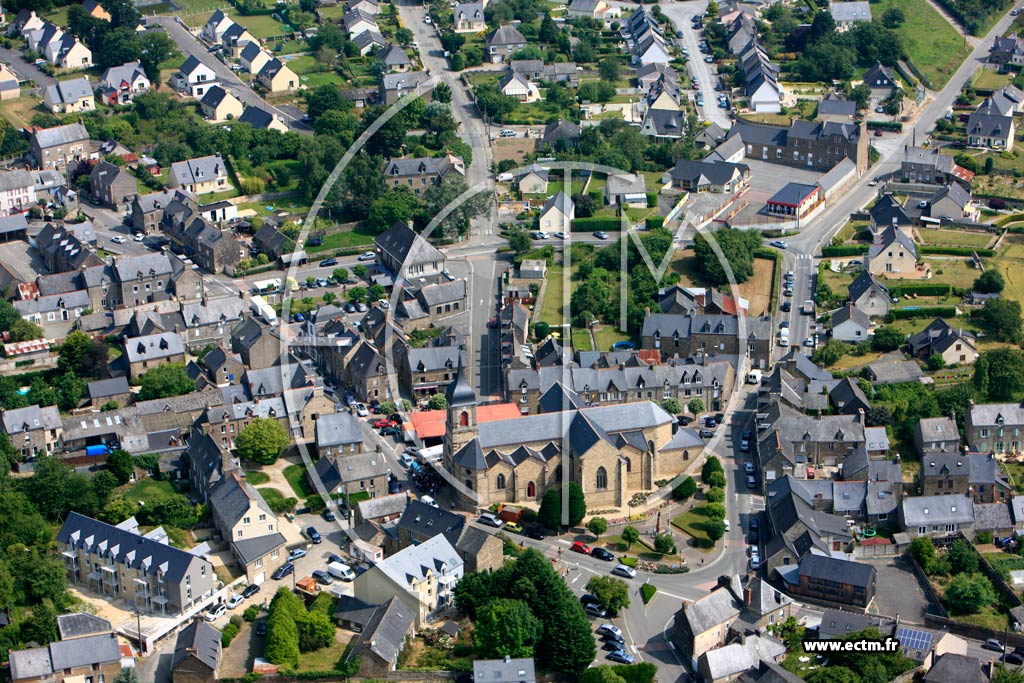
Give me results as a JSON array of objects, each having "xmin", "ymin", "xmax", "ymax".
[
  {"xmin": 327, "ymin": 561, "xmax": 355, "ymax": 582},
  {"xmin": 778, "ymin": 329, "xmax": 790, "ymax": 347}
]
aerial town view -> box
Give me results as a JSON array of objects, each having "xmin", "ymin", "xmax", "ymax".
[{"xmin": 11, "ymin": 0, "xmax": 1024, "ymax": 681}]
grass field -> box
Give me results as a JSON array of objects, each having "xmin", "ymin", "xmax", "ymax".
[
  {"xmin": 285, "ymin": 55, "xmax": 321, "ymax": 75},
  {"xmin": 120, "ymin": 477, "xmax": 177, "ymax": 504},
  {"xmin": 974, "ymin": 67, "xmax": 1013, "ymax": 91},
  {"xmin": 672, "ymin": 507, "xmax": 716, "ymax": 552},
  {"xmin": 283, "ymin": 463, "xmax": 314, "ymax": 499},
  {"xmin": 539, "ymin": 265, "xmax": 567, "ymax": 326},
  {"xmin": 918, "ymin": 228, "xmax": 993, "ymax": 248},
  {"xmin": 229, "ymin": 13, "xmax": 291, "ymax": 39},
  {"xmin": 920, "ymin": 258, "xmax": 981, "ymax": 290},
  {"xmin": 0, "ymin": 96, "xmax": 42, "ymax": 128},
  {"xmin": 258, "ymin": 487, "xmax": 296, "ymax": 512},
  {"xmin": 296, "ymin": 634, "xmax": 353, "ymax": 672},
  {"xmin": 990, "ymin": 236, "xmax": 1024, "ymax": 306},
  {"xmin": 44, "ymin": 7, "xmax": 70, "ymax": 27},
  {"xmin": 872, "ymin": 0, "xmax": 970, "ymax": 89},
  {"xmin": 305, "ymin": 225, "xmax": 376, "ymax": 252},
  {"xmin": 593, "ymin": 326, "xmax": 631, "ymax": 351},
  {"xmin": 571, "ymin": 328, "xmax": 593, "ymax": 351},
  {"xmin": 245, "ymin": 471, "xmax": 270, "ymax": 485},
  {"xmin": 669, "ymin": 251, "xmax": 773, "ymax": 315}
]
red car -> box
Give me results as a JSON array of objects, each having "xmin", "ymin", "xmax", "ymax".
[
  {"xmin": 571, "ymin": 541, "xmax": 592, "ymax": 554},
  {"xmin": 372, "ymin": 418, "xmax": 397, "ymax": 429}
]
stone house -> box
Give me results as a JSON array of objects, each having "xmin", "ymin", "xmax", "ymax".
[
  {"xmin": 171, "ymin": 619, "xmax": 221, "ymax": 683},
  {"xmin": 1, "ymin": 404, "xmax": 62, "ymax": 458}
]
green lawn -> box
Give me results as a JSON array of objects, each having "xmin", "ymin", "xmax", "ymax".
[
  {"xmin": 258, "ymin": 487, "xmax": 297, "ymax": 512},
  {"xmin": 230, "ymin": 13, "xmax": 292, "ymax": 39},
  {"xmin": 672, "ymin": 507, "xmax": 716, "ymax": 551},
  {"xmin": 918, "ymin": 228, "xmax": 993, "ymax": 248},
  {"xmin": 593, "ymin": 326, "xmax": 632, "ymax": 351},
  {"xmin": 571, "ymin": 328, "xmax": 592, "ymax": 351},
  {"xmin": 283, "ymin": 463, "xmax": 314, "ymax": 498},
  {"xmin": 295, "ymin": 637, "xmax": 353, "ymax": 672},
  {"xmin": 286, "ymin": 55, "xmax": 321, "ymax": 76},
  {"xmin": 925, "ymin": 258, "xmax": 983, "ymax": 290},
  {"xmin": 974, "ymin": 67, "xmax": 1013, "ymax": 91},
  {"xmin": 539, "ymin": 265, "xmax": 568, "ymax": 327},
  {"xmin": 44, "ymin": 7, "xmax": 69, "ymax": 26},
  {"xmin": 991, "ymin": 236, "xmax": 1024, "ymax": 306},
  {"xmin": 120, "ymin": 477, "xmax": 176, "ymax": 505},
  {"xmin": 305, "ymin": 224, "xmax": 376, "ymax": 252},
  {"xmin": 872, "ymin": 0, "xmax": 970, "ymax": 89},
  {"xmin": 245, "ymin": 471, "xmax": 270, "ymax": 485}
]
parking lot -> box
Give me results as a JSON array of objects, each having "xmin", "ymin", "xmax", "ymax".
[
  {"xmin": 869, "ymin": 556, "xmax": 931, "ymax": 623},
  {"xmin": 728, "ymin": 160, "xmax": 825, "ymax": 225}
]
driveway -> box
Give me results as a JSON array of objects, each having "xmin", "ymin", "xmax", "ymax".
[
  {"xmin": 869, "ymin": 556, "xmax": 931, "ymax": 623},
  {"xmin": 0, "ymin": 46, "xmax": 54, "ymax": 89},
  {"xmin": 146, "ymin": 17, "xmax": 309, "ymax": 134}
]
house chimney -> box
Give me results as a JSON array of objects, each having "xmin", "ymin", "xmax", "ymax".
[{"xmin": 743, "ymin": 586, "xmax": 752, "ymax": 608}]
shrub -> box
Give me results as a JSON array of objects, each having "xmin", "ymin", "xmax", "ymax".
[
  {"xmin": 822, "ymin": 245, "xmax": 870, "ymax": 257},
  {"xmin": 222, "ymin": 623, "xmax": 240, "ymax": 647},
  {"xmin": 705, "ymin": 487, "xmax": 725, "ymax": 503},
  {"xmin": 653, "ymin": 533, "xmax": 676, "ymax": 554},
  {"xmin": 976, "ymin": 531, "xmax": 994, "ymax": 544},
  {"xmin": 640, "ymin": 584, "xmax": 657, "ymax": 604},
  {"xmin": 619, "ymin": 556, "xmax": 638, "ymax": 568},
  {"xmin": 230, "ymin": 614, "xmax": 244, "ymax": 628},
  {"xmin": 243, "ymin": 605, "xmax": 260, "ymax": 622},
  {"xmin": 890, "ymin": 307, "xmax": 958, "ymax": 320},
  {"xmin": 888, "ymin": 282, "xmax": 953, "ymax": 297},
  {"xmin": 588, "ymin": 517, "xmax": 608, "ymax": 536},
  {"xmin": 919, "ymin": 246, "xmax": 994, "ymax": 257},
  {"xmin": 672, "ymin": 476, "xmax": 697, "ymax": 501},
  {"xmin": 570, "ymin": 216, "xmax": 624, "ymax": 232}
]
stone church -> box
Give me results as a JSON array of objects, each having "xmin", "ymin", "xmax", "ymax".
[{"xmin": 441, "ymin": 363, "xmax": 700, "ymax": 510}]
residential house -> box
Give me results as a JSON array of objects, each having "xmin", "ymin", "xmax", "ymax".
[
  {"xmin": 862, "ymin": 61, "xmax": 898, "ymax": 100},
  {"xmin": 907, "ymin": 318, "xmax": 978, "ymax": 365},
  {"xmin": 43, "ymin": 76, "xmax": 93, "ymax": 114},
  {"xmin": 918, "ymin": 452, "xmax": 1011, "ymax": 503},
  {"xmin": 901, "ymin": 146, "xmax": 976, "ymax": 187},
  {"xmin": 90, "ymin": 159, "xmax": 136, "ymax": 207},
  {"xmin": 742, "ymin": 45, "xmax": 783, "ymax": 113},
  {"xmin": 203, "ymin": 10, "xmax": 234, "ymax": 43},
  {"xmin": 231, "ymin": 317, "xmax": 281, "ymax": 369},
  {"xmin": 82, "ymin": 0, "xmax": 112, "ymax": 20},
  {"xmin": 640, "ymin": 108, "xmax": 685, "ymax": 141},
  {"xmin": 169, "ymin": 155, "xmax": 229, "ymax": 195},
  {"xmin": 174, "ymin": 55, "xmax": 219, "ymax": 99},
  {"xmin": 1, "ymin": 404, "xmax": 62, "ymax": 458},
  {"xmin": 12, "ymin": 9, "xmax": 45, "ymax": 36},
  {"xmin": 315, "ymin": 410, "xmax": 364, "ymax": 457},
  {"xmin": 541, "ymin": 119, "xmax": 580, "ymax": 149},
  {"xmin": 762, "ymin": 476, "xmax": 853, "ymax": 570},
  {"xmin": 992, "ymin": 33, "xmax": 1024, "ymax": 67},
  {"xmin": 755, "ymin": 404, "xmax": 866, "ymax": 482},
  {"xmin": 867, "ymin": 225, "xmax": 919, "ymax": 278},
  {"xmin": 171, "ymin": 619, "xmax": 221, "ymax": 683},
  {"xmin": 781, "ymin": 554, "xmax": 876, "ymax": 608},
  {"xmin": 865, "ymin": 358, "xmax": 925, "ymax": 385},
  {"xmin": 378, "ymin": 44, "xmax": 411, "ymax": 73},
  {"xmin": 344, "ymin": 8, "xmax": 378, "ymax": 38},
  {"xmin": 199, "ymin": 85, "xmax": 244, "ymax": 121},
  {"xmin": 0, "ymin": 170, "xmax": 36, "ymax": 217},
  {"xmin": 967, "ymin": 98, "xmax": 1015, "ymax": 151},
  {"xmin": 379, "ymin": 71, "xmax": 430, "ymax": 105},
  {"xmin": 697, "ymin": 636, "xmax": 788, "ymax": 683},
  {"xmin": 673, "ymin": 575, "xmax": 743, "ymax": 668},
  {"xmin": 869, "ymin": 193, "xmax": 913, "ymax": 230},
  {"xmin": 924, "ymin": 654, "xmax": 989, "ymax": 683},
  {"xmin": 900, "ymin": 493, "xmax": 975, "ymax": 539},
  {"xmin": 346, "ymin": 598, "xmax": 416, "ymax": 677},
  {"xmin": 393, "ymin": 279, "xmax": 467, "ymax": 331},
  {"xmin": 239, "ymin": 42, "xmax": 272, "ymax": 75},
  {"xmin": 353, "ymin": 534, "xmax": 464, "ymax": 626},
  {"xmin": 99, "ymin": 61, "xmax": 149, "ymax": 105},
  {"xmin": 847, "ymin": 271, "xmax": 890, "ymax": 318},
  {"xmin": 914, "ymin": 416, "xmax": 960, "ymax": 458},
  {"xmin": 606, "ymin": 173, "xmax": 648, "ymax": 207},
  {"xmin": 384, "ymin": 153, "xmax": 465, "ymax": 196},
  {"xmin": 32, "ymin": 25, "xmax": 93, "ymax": 69},
  {"xmin": 221, "ymin": 22, "xmax": 255, "ymax": 58},
  {"xmin": 356, "ymin": 492, "xmax": 408, "ymax": 526},
  {"xmin": 238, "ymin": 105, "xmax": 288, "ymax": 132},
  {"xmin": 455, "ymin": 525, "xmax": 503, "ymax": 573},
  {"xmin": 393, "ymin": 500, "xmax": 466, "ymax": 552},
  {"xmin": 131, "ymin": 189, "xmax": 195, "ymax": 235},
  {"xmin": 500, "ymin": 72, "xmax": 536, "ymax": 102},
  {"xmin": 966, "ymin": 401, "xmax": 1024, "ymax": 456},
  {"xmin": 57, "ymin": 511, "xmax": 215, "ymax": 615},
  {"xmin": 816, "ymin": 93, "xmax": 857, "ymax": 123},
  {"xmin": 374, "ymin": 220, "xmax": 446, "ymax": 277},
  {"xmin": 567, "ymin": 0, "xmax": 619, "ymax": 23},
  {"xmin": 927, "ymin": 182, "xmax": 979, "ymax": 222},
  {"xmin": 31, "ymin": 222, "xmax": 101, "ymax": 273},
  {"xmin": 210, "ymin": 471, "xmax": 287, "ymax": 584},
  {"xmin": 538, "ymin": 192, "xmax": 574, "ymax": 232},
  {"xmin": 829, "ymin": 1, "xmax": 871, "ymax": 30},
  {"xmin": 315, "ymin": 451, "xmax": 389, "ymax": 501},
  {"xmin": 453, "ymin": 2, "xmax": 485, "ymax": 32},
  {"xmin": 830, "ymin": 304, "xmax": 870, "ymax": 343},
  {"xmin": 124, "ymin": 331, "xmax": 186, "ymax": 378},
  {"xmin": 354, "ymin": 29, "xmax": 387, "ymax": 56},
  {"xmin": 486, "ymin": 25, "xmax": 527, "ymax": 63},
  {"xmin": 256, "ymin": 58, "xmax": 298, "ymax": 92},
  {"xmin": 669, "ymin": 159, "xmax": 750, "ymax": 194},
  {"xmin": 0, "ymin": 64, "xmax": 19, "ymax": 100},
  {"xmin": 86, "ymin": 377, "xmax": 131, "ymax": 409},
  {"xmin": 516, "ymin": 164, "xmax": 549, "ymax": 194},
  {"xmin": 9, "ymin": 632, "xmax": 121, "ymax": 683},
  {"xmin": 29, "ymin": 122, "xmax": 89, "ymax": 171},
  {"xmin": 402, "ymin": 346, "xmax": 464, "ymax": 399},
  {"xmin": 640, "ymin": 313, "xmax": 773, "ymax": 368}
]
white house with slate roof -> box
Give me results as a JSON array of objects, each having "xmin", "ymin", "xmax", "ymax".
[
  {"xmin": 169, "ymin": 154, "xmax": 229, "ymax": 195},
  {"xmin": 374, "ymin": 220, "xmax": 446, "ymax": 276},
  {"xmin": 239, "ymin": 105, "xmax": 289, "ymax": 132},
  {"xmin": 354, "ymin": 534, "xmax": 464, "ymax": 626},
  {"xmin": 174, "ymin": 55, "xmax": 219, "ymax": 99},
  {"xmin": 830, "ymin": 303, "xmax": 870, "ymax": 343},
  {"xmin": 486, "ymin": 25, "xmax": 527, "ymax": 62},
  {"xmin": 316, "ymin": 410, "xmax": 364, "ymax": 457},
  {"xmin": 847, "ymin": 271, "xmax": 890, "ymax": 318},
  {"xmin": 899, "ymin": 493, "xmax": 975, "ymax": 539},
  {"xmin": 99, "ymin": 61, "xmax": 149, "ymax": 105},
  {"xmin": 43, "ymin": 76, "xmax": 93, "ymax": 114},
  {"xmin": 453, "ymin": 2, "xmax": 485, "ymax": 32},
  {"xmin": 210, "ymin": 471, "xmax": 287, "ymax": 584},
  {"xmin": 0, "ymin": 169, "xmax": 36, "ymax": 217},
  {"xmin": 240, "ymin": 42, "xmax": 273, "ymax": 75},
  {"xmin": 538, "ymin": 192, "xmax": 574, "ymax": 232},
  {"xmin": 199, "ymin": 85, "xmax": 244, "ymax": 122},
  {"xmin": 829, "ymin": 1, "xmax": 871, "ymax": 30}
]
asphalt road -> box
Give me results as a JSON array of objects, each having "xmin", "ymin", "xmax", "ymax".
[
  {"xmin": 0, "ymin": 47, "xmax": 55, "ymax": 90},
  {"xmin": 146, "ymin": 18, "xmax": 309, "ymax": 133},
  {"xmin": 658, "ymin": 1, "xmax": 733, "ymax": 129}
]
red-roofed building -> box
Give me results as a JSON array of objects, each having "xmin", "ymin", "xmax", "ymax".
[{"xmin": 407, "ymin": 404, "xmax": 522, "ymax": 445}]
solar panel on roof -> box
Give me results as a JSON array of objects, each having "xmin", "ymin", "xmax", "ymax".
[{"xmin": 896, "ymin": 626, "xmax": 932, "ymax": 652}]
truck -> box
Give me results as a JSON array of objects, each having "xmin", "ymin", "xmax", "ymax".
[
  {"xmin": 250, "ymin": 295, "xmax": 278, "ymax": 326},
  {"xmin": 802, "ymin": 300, "xmax": 815, "ymax": 316},
  {"xmin": 746, "ymin": 369, "xmax": 762, "ymax": 385},
  {"xmin": 417, "ymin": 445, "xmax": 443, "ymax": 464}
]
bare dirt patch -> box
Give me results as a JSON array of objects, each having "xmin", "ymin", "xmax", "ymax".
[{"xmin": 492, "ymin": 138, "xmax": 536, "ymax": 166}]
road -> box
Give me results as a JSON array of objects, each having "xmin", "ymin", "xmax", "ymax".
[
  {"xmin": 147, "ymin": 18, "xmax": 310, "ymax": 133},
  {"xmin": 0, "ymin": 47, "xmax": 55, "ymax": 90},
  {"xmin": 657, "ymin": 1, "xmax": 732, "ymax": 129}
]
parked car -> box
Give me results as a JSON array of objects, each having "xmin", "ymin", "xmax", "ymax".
[
  {"xmin": 699, "ymin": 429, "xmax": 715, "ymax": 438},
  {"xmin": 611, "ymin": 564, "xmax": 637, "ymax": 579},
  {"xmin": 272, "ymin": 562, "xmax": 294, "ymax": 580},
  {"xmin": 356, "ymin": 302, "xmax": 369, "ymax": 312},
  {"xmin": 746, "ymin": 475, "xmax": 757, "ymax": 489},
  {"xmin": 133, "ymin": 233, "xmax": 145, "ymax": 242},
  {"xmin": 328, "ymin": 554, "xmax": 345, "ymax": 565},
  {"xmin": 226, "ymin": 594, "xmax": 244, "ymax": 609},
  {"xmin": 585, "ymin": 603, "xmax": 608, "ymax": 618},
  {"xmin": 984, "ymin": 639, "xmax": 1006, "ymax": 653},
  {"xmin": 319, "ymin": 258, "xmax": 338, "ymax": 267},
  {"xmin": 356, "ymin": 403, "xmax": 369, "ymax": 416},
  {"xmin": 312, "ymin": 570, "xmax": 335, "ymax": 585},
  {"xmin": 603, "ymin": 632, "xmax": 626, "ymax": 646},
  {"xmin": 322, "ymin": 508, "xmax": 336, "ymax": 522},
  {"xmin": 749, "ymin": 530, "xmax": 759, "ymax": 545},
  {"xmin": 523, "ymin": 525, "xmax": 547, "ymax": 540},
  {"xmin": 607, "ymin": 651, "xmax": 635, "ymax": 665},
  {"xmin": 591, "ymin": 547, "xmax": 615, "ymax": 561},
  {"xmin": 505, "ymin": 521, "xmax": 522, "ymax": 533},
  {"xmin": 581, "ymin": 594, "xmax": 602, "ymax": 609},
  {"xmin": 372, "ymin": 418, "xmax": 398, "ymax": 429},
  {"xmin": 380, "ymin": 425, "xmax": 402, "ymax": 437},
  {"xmin": 255, "ymin": 620, "xmax": 267, "ymax": 636},
  {"xmin": 593, "ymin": 231, "xmax": 609, "ymax": 240},
  {"xmin": 307, "ymin": 527, "xmax": 322, "ymax": 544},
  {"xmin": 598, "ymin": 624, "xmax": 623, "ymax": 639},
  {"xmin": 288, "ymin": 548, "xmax": 307, "ymax": 560},
  {"xmin": 781, "ymin": 301, "xmax": 791, "ymax": 312},
  {"xmin": 744, "ymin": 462, "xmax": 755, "ymax": 474},
  {"xmin": 478, "ymin": 512, "xmax": 504, "ymax": 528},
  {"xmin": 1005, "ymin": 653, "xmax": 1024, "ymax": 665},
  {"xmin": 499, "ymin": 129, "xmax": 516, "ymax": 138},
  {"xmin": 242, "ymin": 584, "xmax": 261, "ymax": 599},
  {"xmin": 205, "ymin": 603, "xmax": 227, "ymax": 622},
  {"xmin": 358, "ymin": 251, "xmax": 375, "ymax": 261},
  {"xmin": 770, "ymin": 240, "xmax": 788, "ymax": 249},
  {"xmin": 571, "ymin": 541, "xmax": 592, "ymax": 554}
]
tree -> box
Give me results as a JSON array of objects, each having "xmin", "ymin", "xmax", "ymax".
[
  {"xmin": 567, "ymin": 482, "xmax": 586, "ymax": 527},
  {"xmin": 59, "ymin": 330, "xmax": 109, "ymax": 378},
  {"xmin": 673, "ymin": 476, "xmax": 697, "ymax": 501},
  {"xmin": 427, "ymin": 393, "xmax": 448, "ymax": 410},
  {"xmin": 580, "ymin": 667, "xmax": 628, "ymax": 683},
  {"xmin": 705, "ymin": 519, "xmax": 726, "ymax": 542},
  {"xmin": 871, "ymin": 327, "xmax": 905, "ymax": 352},
  {"xmin": 265, "ymin": 607, "xmax": 300, "ymax": 667},
  {"xmin": 704, "ymin": 503, "xmax": 726, "ymax": 520},
  {"xmin": 806, "ymin": 668, "xmax": 860, "ymax": 683},
  {"xmin": 882, "ymin": 6, "xmax": 905, "ymax": 27},
  {"xmin": 599, "ymin": 58, "xmax": 620, "ymax": 82},
  {"xmin": 955, "ymin": 153, "xmax": 981, "ymax": 174},
  {"xmin": 621, "ymin": 525, "xmax": 640, "ymax": 548},
  {"xmin": 539, "ymin": 14, "xmax": 559, "ymax": 43},
  {"xmin": 22, "ymin": 601, "xmax": 58, "ymax": 645},
  {"xmin": 338, "ymin": 152, "xmax": 386, "ymax": 219},
  {"xmin": 705, "ymin": 470, "xmax": 726, "ymax": 488},
  {"xmin": 587, "ymin": 517, "xmax": 608, "ymax": 537},
  {"xmin": 508, "ymin": 228, "xmax": 532, "ymax": 255},
  {"xmin": 948, "ymin": 538, "xmax": 979, "ymax": 574},
  {"xmin": 978, "ymin": 298, "xmax": 1023, "ymax": 343},
  {"xmin": 113, "ymin": 669, "xmax": 140, "ymax": 683},
  {"xmin": 106, "ymin": 449, "xmax": 135, "ymax": 485},
  {"xmin": 944, "ymin": 572, "xmax": 996, "ymax": 614},
  {"xmin": 474, "ymin": 598, "xmax": 543, "ymax": 657},
  {"xmin": 475, "ymin": 84, "xmax": 518, "ymax": 122},
  {"xmin": 332, "ymin": 267, "xmax": 349, "ymax": 282},
  {"xmin": 705, "ymin": 487, "xmax": 725, "ymax": 503},
  {"xmin": 9, "ymin": 319, "xmax": 42, "ymax": 342},
  {"xmin": 975, "ymin": 348, "xmax": 1024, "ymax": 401},
  {"xmin": 96, "ymin": 27, "xmax": 142, "ymax": 70},
  {"xmin": 538, "ymin": 483, "xmax": 586, "ymax": 528},
  {"xmin": 297, "ymin": 610, "xmax": 335, "ymax": 652},
  {"xmin": 653, "ymin": 533, "xmax": 676, "ymax": 554},
  {"xmin": 347, "ymin": 287, "xmax": 368, "ymax": 303},
  {"xmin": 661, "ymin": 398, "xmax": 682, "ymax": 415},
  {"xmin": 688, "ymin": 398, "xmax": 705, "ymax": 415},
  {"xmin": 139, "ymin": 31, "xmax": 177, "ymax": 82},
  {"xmin": 434, "ymin": 81, "xmax": 452, "ymax": 103},
  {"xmin": 975, "ymin": 269, "xmax": 1006, "ymax": 294},
  {"xmin": 454, "ymin": 570, "xmax": 500, "ymax": 619},
  {"xmin": 701, "ymin": 456, "xmax": 723, "ymax": 481},
  {"xmin": 813, "ymin": 339, "xmax": 848, "ymax": 366},
  {"xmin": 423, "ymin": 174, "xmax": 492, "ymax": 239},
  {"xmin": 138, "ymin": 363, "xmax": 194, "ymax": 401},
  {"xmin": 235, "ymin": 418, "xmax": 290, "ymax": 465},
  {"xmin": 353, "ymin": 265, "xmax": 367, "ymax": 279},
  {"xmin": 992, "ymin": 666, "xmax": 1024, "ymax": 683},
  {"xmin": 585, "ymin": 576, "xmax": 630, "ymax": 614},
  {"xmin": 368, "ymin": 186, "xmax": 419, "ymax": 233},
  {"xmin": 99, "ymin": 498, "xmax": 138, "ymax": 525}
]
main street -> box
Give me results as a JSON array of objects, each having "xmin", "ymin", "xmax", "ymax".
[
  {"xmin": 658, "ymin": 1, "xmax": 732, "ymax": 129},
  {"xmin": 148, "ymin": 16, "xmax": 309, "ymax": 133}
]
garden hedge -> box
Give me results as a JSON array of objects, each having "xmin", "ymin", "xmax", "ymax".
[
  {"xmin": 889, "ymin": 306, "xmax": 958, "ymax": 320},
  {"xmin": 571, "ymin": 216, "xmax": 626, "ymax": 232},
  {"xmin": 919, "ymin": 245, "xmax": 994, "ymax": 257},
  {"xmin": 866, "ymin": 120, "xmax": 903, "ymax": 132},
  {"xmin": 822, "ymin": 245, "xmax": 870, "ymax": 257},
  {"xmin": 645, "ymin": 216, "xmax": 664, "ymax": 230},
  {"xmin": 887, "ymin": 283, "xmax": 953, "ymax": 297}
]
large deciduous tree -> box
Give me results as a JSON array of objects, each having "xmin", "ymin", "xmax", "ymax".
[
  {"xmin": 235, "ymin": 417, "xmax": 290, "ymax": 465},
  {"xmin": 474, "ymin": 598, "xmax": 543, "ymax": 658}
]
